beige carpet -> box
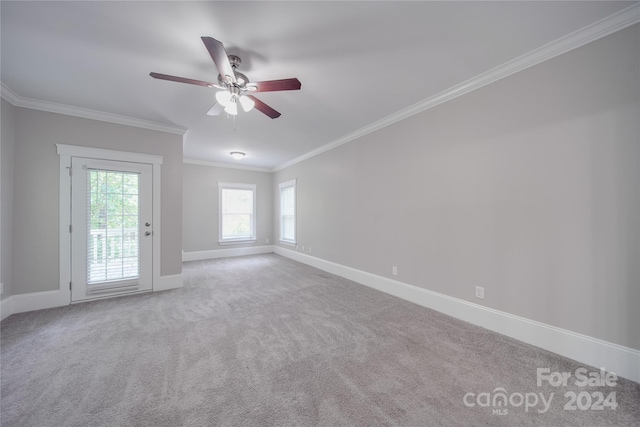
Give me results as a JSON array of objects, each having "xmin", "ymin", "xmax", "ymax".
[{"xmin": 1, "ymin": 254, "xmax": 639, "ymax": 426}]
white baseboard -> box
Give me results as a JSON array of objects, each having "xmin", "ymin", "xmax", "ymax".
[
  {"xmin": 273, "ymin": 246, "xmax": 640, "ymax": 384},
  {"xmin": 1, "ymin": 296, "xmax": 14, "ymax": 321},
  {"xmin": 1, "ymin": 273, "xmax": 185, "ymax": 319},
  {"xmin": 154, "ymin": 273, "xmax": 184, "ymax": 292},
  {"xmin": 183, "ymin": 245, "xmax": 275, "ymax": 262},
  {"xmin": 11, "ymin": 290, "xmax": 62, "ymax": 315}
]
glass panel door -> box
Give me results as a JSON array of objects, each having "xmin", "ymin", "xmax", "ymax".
[{"xmin": 71, "ymin": 158, "xmax": 152, "ymax": 302}]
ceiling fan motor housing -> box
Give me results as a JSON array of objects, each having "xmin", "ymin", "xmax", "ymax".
[
  {"xmin": 228, "ymin": 55, "xmax": 241, "ymax": 69},
  {"xmin": 217, "ymin": 55, "xmax": 249, "ymax": 88}
]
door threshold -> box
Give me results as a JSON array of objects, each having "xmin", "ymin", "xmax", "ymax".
[{"xmin": 70, "ymin": 289, "xmax": 151, "ymax": 304}]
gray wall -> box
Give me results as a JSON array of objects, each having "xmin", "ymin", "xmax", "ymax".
[
  {"xmin": 1, "ymin": 99, "xmax": 15, "ymax": 300},
  {"xmin": 274, "ymin": 25, "xmax": 640, "ymax": 350},
  {"xmin": 12, "ymin": 108, "xmax": 183, "ymax": 295},
  {"xmin": 183, "ymin": 163, "xmax": 273, "ymax": 252}
]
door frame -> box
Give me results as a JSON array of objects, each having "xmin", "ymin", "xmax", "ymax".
[{"xmin": 56, "ymin": 144, "xmax": 163, "ymax": 305}]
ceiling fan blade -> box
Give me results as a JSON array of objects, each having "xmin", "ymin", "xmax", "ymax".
[
  {"xmin": 150, "ymin": 72, "xmax": 214, "ymax": 87},
  {"xmin": 201, "ymin": 36, "xmax": 236, "ymax": 84},
  {"xmin": 206, "ymin": 102, "xmax": 224, "ymax": 116},
  {"xmin": 247, "ymin": 95, "xmax": 281, "ymax": 119},
  {"xmin": 249, "ymin": 78, "xmax": 301, "ymax": 92}
]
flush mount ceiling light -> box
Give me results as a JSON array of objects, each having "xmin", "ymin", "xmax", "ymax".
[{"xmin": 230, "ymin": 151, "xmax": 245, "ymax": 160}]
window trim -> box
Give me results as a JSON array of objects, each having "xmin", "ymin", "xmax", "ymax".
[
  {"xmin": 279, "ymin": 179, "xmax": 297, "ymax": 245},
  {"xmin": 218, "ymin": 182, "xmax": 257, "ymax": 245}
]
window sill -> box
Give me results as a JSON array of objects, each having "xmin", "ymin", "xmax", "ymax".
[
  {"xmin": 218, "ymin": 239, "xmax": 257, "ymax": 246},
  {"xmin": 279, "ymin": 240, "xmax": 297, "ymax": 247}
]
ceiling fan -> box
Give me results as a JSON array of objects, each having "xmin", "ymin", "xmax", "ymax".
[{"xmin": 150, "ymin": 37, "xmax": 301, "ymax": 119}]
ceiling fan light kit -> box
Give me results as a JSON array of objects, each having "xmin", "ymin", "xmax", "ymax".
[
  {"xmin": 214, "ymin": 87, "xmax": 255, "ymax": 115},
  {"xmin": 239, "ymin": 95, "xmax": 255, "ymax": 113},
  {"xmin": 151, "ymin": 37, "xmax": 301, "ymax": 119}
]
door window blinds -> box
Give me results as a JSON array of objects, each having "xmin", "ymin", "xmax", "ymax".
[{"xmin": 87, "ymin": 169, "xmax": 140, "ymax": 284}]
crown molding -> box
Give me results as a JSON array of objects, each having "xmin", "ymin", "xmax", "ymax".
[
  {"xmin": 1, "ymin": 82, "xmax": 186, "ymax": 136},
  {"xmin": 0, "ymin": 83, "xmax": 21, "ymax": 105},
  {"xmin": 183, "ymin": 157, "xmax": 272, "ymax": 173},
  {"xmin": 274, "ymin": 3, "xmax": 640, "ymax": 172}
]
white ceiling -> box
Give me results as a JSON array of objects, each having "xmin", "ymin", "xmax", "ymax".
[{"xmin": 1, "ymin": 1, "xmax": 635, "ymax": 170}]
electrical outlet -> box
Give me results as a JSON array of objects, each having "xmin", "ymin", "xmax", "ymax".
[
  {"xmin": 302, "ymin": 245, "xmax": 305, "ymax": 252},
  {"xmin": 308, "ymin": 247, "xmax": 312, "ymax": 254},
  {"xmin": 392, "ymin": 266, "xmax": 398, "ymax": 276},
  {"xmin": 475, "ymin": 286, "xmax": 485, "ymax": 300},
  {"xmin": 0, "ymin": 283, "xmax": 3, "ymax": 295},
  {"xmin": 266, "ymin": 238, "xmax": 270, "ymax": 244}
]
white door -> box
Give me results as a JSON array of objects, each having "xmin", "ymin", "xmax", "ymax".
[{"xmin": 71, "ymin": 158, "xmax": 153, "ymax": 302}]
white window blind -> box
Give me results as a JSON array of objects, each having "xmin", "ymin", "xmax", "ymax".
[
  {"xmin": 87, "ymin": 169, "xmax": 140, "ymax": 284},
  {"xmin": 219, "ymin": 183, "xmax": 257, "ymax": 243},
  {"xmin": 279, "ymin": 179, "xmax": 296, "ymax": 244}
]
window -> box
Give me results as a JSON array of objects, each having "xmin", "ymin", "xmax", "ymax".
[
  {"xmin": 87, "ymin": 169, "xmax": 141, "ymax": 283},
  {"xmin": 219, "ymin": 182, "xmax": 256, "ymax": 244},
  {"xmin": 279, "ymin": 179, "xmax": 296, "ymax": 244}
]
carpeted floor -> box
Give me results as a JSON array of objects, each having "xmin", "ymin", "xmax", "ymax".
[{"xmin": 1, "ymin": 254, "xmax": 639, "ymax": 426}]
